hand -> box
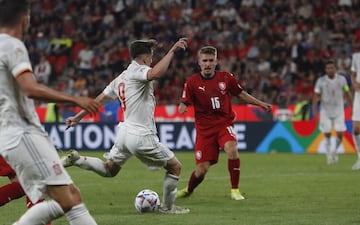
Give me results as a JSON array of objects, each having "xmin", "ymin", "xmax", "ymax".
[
  {"xmin": 74, "ymin": 97, "xmax": 100, "ymax": 114},
  {"xmin": 262, "ymin": 103, "xmax": 272, "ymax": 112},
  {"xmin": 65, "ymin": 116, "xmax": 80, "ymax": 130},
  {"xmin": 178, "ymin": 103, "xmax": 188, "ymax": 114},
  {"xmin": 170, "ymin": 37, "xmax": 188, "ymax": 53}
]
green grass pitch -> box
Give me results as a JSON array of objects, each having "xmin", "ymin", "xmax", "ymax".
[{"xmin": 1, "ymin": 152, "xmax": 360, "ymax": 225}]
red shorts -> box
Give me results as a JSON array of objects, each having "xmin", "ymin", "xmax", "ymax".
[
  {"xmin": 0, "ymin": 155, "xmax": 16, "ymax": 177},
  {"xmin": 194, "ymin": 124, "xmax": 237, "ymax": 165}
]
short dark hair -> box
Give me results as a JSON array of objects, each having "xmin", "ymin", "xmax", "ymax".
[
  {"xmin": 0, "ymin": 0, "xmax": 29, "ymax": 27},
  {"xmin": 129, "ymin": 39, "xmax": 157, "ymax": 59},
  {"xmin": 325, "ymin": 60, "xmax": 335, "ymax": 66},
  {"xmin": 198, "ymin": 46, "xmax": 217, "ymax": 57}
]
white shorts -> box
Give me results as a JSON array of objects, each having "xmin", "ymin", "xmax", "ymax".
[
  {"xmin": 104, "ymin": 124, "xmax": 174, "ymax": 168},
  {"xmin": 353, "ymin": 92, "xmax": 360, "ymax": 121},
  {"xmin": 1, "ymin": 133, "xmax": 73, "ymax": 203},
  {"xmin": 319, "ymin": 111, "xmax": 346, "ymax": 133}
]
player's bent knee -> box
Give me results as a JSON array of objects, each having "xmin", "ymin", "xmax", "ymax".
[
  {"xmin": 106, "ymin": 161, "xmax": 121, "ymax": 177},
  {"xmin": 165, "ymin": 158, "xmax": 182, "ymax": 176},
  {"xmin": 48, "ymin": 185, "xmax": 83, "ymax": 212}
]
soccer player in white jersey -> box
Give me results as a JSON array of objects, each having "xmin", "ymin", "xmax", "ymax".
[
  {"xmin": 312, "ymin": 60, "xmax": 352, "ymax": 165},
  {"xmin": 350, "ymin": 51, "xmax": 360, "ymax": 170},
  {"xmin": 63, "ymin": 38, "xmax": 190, "ymax": 214},
  {"xmin": 0, "ymin": 1, "xmax": 100, "ymax": 224}
]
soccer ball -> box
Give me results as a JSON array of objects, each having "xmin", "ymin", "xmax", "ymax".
[{"xmin": 134, "ymin": 189, "xmax": 160, "ymax": 213}]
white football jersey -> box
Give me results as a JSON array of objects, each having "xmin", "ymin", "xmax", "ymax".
[
  {"xmin": 314, "ymin": 73, "xmax": 348, "ymax": 118},
  {"xmin": 103, "ymin": 60, "xmax": 156, "ymax": 135},
  {"xmin": 351, "ymin": 52, "xmax": 360, "ymax": 82},
  {"xmin": 0, "ymin": 34, "xmax": 45, "ymax": 152}
]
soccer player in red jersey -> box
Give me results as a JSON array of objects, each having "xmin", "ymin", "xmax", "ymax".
[{"xmin": 177, "ymin": 46, "xmax": 272, "ymax": 200}]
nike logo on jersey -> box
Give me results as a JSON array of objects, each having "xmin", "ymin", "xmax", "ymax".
[{"xmin": 198, "ymin": 86, "xmax": 205, "ymax": 91}]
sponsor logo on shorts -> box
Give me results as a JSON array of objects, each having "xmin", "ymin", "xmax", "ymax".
[{"xmin": 196, "ymin": 150, "xmax": 202, "ymax": 160}]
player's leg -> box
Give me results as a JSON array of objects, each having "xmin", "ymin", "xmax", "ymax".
[
  {"xmin": 319, "ymin": 114, "xmax": 333, "ymax": 164},
  {"xmin": 177, "ymin": 132, "xmax": 218, "ymax": 199},
  {"xmin": 61, "ymin": 128, "xmax": 130, "ymax": 177},
  {"xmin": 25, "ymin": 197, "xmax": 52, "ymax": 225},
  {"xmin": 161, "ymin": 158, "xmax": 190, "ymax": 213},
  {"xmin": 221, "ymin": 125, "xmax": 245, "ymax": 200},
  {"xmin": 62, "ymin": 149, "xmax": 120, "ymax": 177},
  {"xmin": 6, "ymin": 134, "xmax": 97, "ymax": 225},
  {"xmin": 351, "ymin": 93, "xmax": 360, "ymax": 170},
  {"xmin": 0, "ymin": 178, "xmax": 25, "ymax": 206},
  {"xmin": 323, "ymin": 132, "xmax": 333, "ymax": 164},
  {"xmin": 333, "ymin": 116, "xmax": 346, "ymax": 163},
  {"xmin": 0, "ymin": 157, "xmax": 26, "ymax": 206},
  {"xmin": 352, "ymin": 120, "xmax": 360, "ymax": 170},
  {"xmin": 177, "ymin": 161, "xmax": 209, "ymax": 198},
  {"xmin": 223, "ymin": 140, "xmax": 243, "ymax": 199},
  {"xmin": 132, "ymin": 133, "xmax": 189, "ymax": 214}
]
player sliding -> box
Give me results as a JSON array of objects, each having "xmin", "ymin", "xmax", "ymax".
[
  {"xmin": 62, "ymin": 38, "xmax": 190, "ymax": 214},
  {"xmin": 176, "ymin": 46, "xmax": 272, "ymax": 200}
]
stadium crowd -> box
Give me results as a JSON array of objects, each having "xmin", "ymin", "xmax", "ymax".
[{"xmin": 27, "ymin": 0, "xmax": 357, "ymax": 108}]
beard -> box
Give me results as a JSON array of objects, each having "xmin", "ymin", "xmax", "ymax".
[{"xmin": 202, "ymin": 67, "xmax": 214, "ymax": 77}]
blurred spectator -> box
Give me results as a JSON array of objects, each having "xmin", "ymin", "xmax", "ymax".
[
  {"xmin": 25, "ymin": 0, "xmax": 360, "ymax": 108},
  {"xmin": 34, "ymin": 54, "xmax": 52, "ymax": 84},
  {"xmin": 77, "ymin": 43, "xmax": 94, "ymax": 75}
]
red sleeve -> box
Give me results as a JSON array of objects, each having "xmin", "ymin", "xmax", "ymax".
[
  {"xmin": 227, "ymin": 72, "xmax": 243, "ymax": 96},
  {"xmin": 181, "ymin": 79, "xmax": 193, "ymax": 106}
]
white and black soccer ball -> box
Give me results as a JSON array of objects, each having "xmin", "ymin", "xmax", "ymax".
[{"xmin": 134, "ymin": 189, "xmax": 160, "ymax": 213}]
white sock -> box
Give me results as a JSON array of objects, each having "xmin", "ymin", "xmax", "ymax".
[
  {"xmin": 325, "ymin": 137, "xmax": 331, "ymax": 153},
  {"xmin": 353, "ymin": 134, "xmax": 360, "ymax": 158},
  {"xmin": 14, "ymin": 200, "xmax": 64, "ymax": 225},
  {"xmin": 162, "ymin": 173, "xmax": 178, "ymax": 210},
  {"xmin": 66, "ymin": 203, "xmax": 97, "ymax": 225},
  {"xmin": 75, "ymin": 156, "xmax": 112, "ymax": 177}
]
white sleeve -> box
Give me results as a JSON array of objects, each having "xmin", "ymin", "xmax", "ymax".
[
  {"xmin": 103, "ymin": 79, "xmax": 118, "ymax": 99},
  {"xmin": 351, "ymin": 54, "xmax": 357, "ymax": 73},
  {"xmin": 132, "ymin": 65, "xmax": 151, "ymax": 81},
  {"xmin": 7, "ymin": 40, "xmax": 33, "ymax": 77},
  {"xmin": 314, "ymin": 78, "xmax": 321, "ymax": 94}
]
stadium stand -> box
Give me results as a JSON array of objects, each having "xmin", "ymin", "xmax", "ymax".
[{"xmin": 28, "ymin": 0, "xmax": 356, "ymax": 109}]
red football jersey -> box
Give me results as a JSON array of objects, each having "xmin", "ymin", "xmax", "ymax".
[{"xmin": 181, "ymin": 71, "xmax": 243, "ymax": 131}]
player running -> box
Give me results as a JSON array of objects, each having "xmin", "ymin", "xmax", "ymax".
[{"xmin": 176, "ymin": 46, "xmax": 272, "ymax": 200}]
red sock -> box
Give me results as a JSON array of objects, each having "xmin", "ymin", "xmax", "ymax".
[
  {"xmin": 0, "ymin": 182, "xmax": 25, "ymax": 206},
  {"xmin": 228, "ymin": 158, "xmax": 240, "ymax": 189},
  {"xmin": 187, "ymin": 171, "xmax": 204, "ymax": 193},
  {"xmin": 26, "ymin": 196, "xmax": 52, "ymax": 225}
]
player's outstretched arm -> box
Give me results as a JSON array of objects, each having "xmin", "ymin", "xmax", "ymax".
[
  {"xmin": 66, "ymin": 93, "xmax": 113, "ymax": 128},
  {"xmin": 147, "ymin": 37, "xmax": 188, "ymax": 80},
  {"xmin": 16, "ymin": 71, "xmax": 100, "ymax": 113},
  {"xmin": 238, "ymin": 91, "xmax": 272, "ymax": 111}
]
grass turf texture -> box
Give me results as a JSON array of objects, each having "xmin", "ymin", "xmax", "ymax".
[{"xmin": 1, "ymin": 152, "xmax": 360, "ymax": 225}]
